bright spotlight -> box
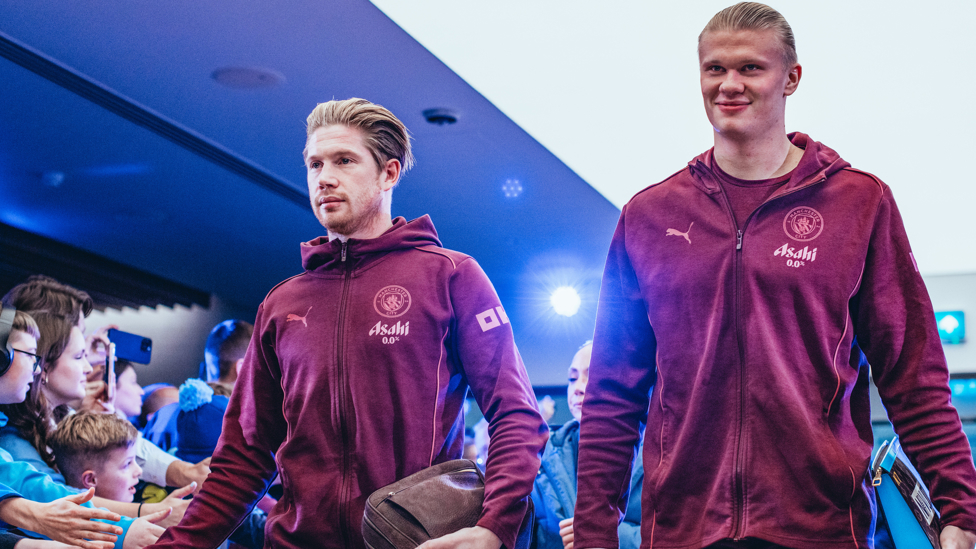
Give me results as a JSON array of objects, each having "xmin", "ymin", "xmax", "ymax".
[{"xmin": 550, "ymin": 286, "xmax": 581, "ymax": 317}]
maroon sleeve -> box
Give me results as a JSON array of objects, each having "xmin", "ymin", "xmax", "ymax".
[
  {"xmin": 149, "ymin": 302, "xmax": 286, "ymax": 548},
  {"xmin": 574, "ymin": 205, "xmax": 657, "ymax": 549},
  {"xmin": 450, "ymin": 258, "xmax": 549, "ymax": 549},
  {"xmin": 855, "ymin": 189, "xmax": 976, "ymax": 532}
]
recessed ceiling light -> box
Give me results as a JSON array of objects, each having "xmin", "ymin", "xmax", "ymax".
[
  {"xmin": 212, "ymin": 67, "xmax": 285, "ymax": 89},
  {"xmin": 423, "ymin": 108, "xmax": 458, "ymax": 126}
]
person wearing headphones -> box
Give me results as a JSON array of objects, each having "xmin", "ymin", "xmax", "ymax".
[{"xmin": 0, "ymin": 305, "xmax": 136, "ymax": 549}]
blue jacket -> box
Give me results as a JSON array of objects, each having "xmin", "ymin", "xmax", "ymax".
[
  {"xmin": 0, "ymin": 412, "xmax": 132, "ymax": 549},
  {"xmin": 531, "ymin": 419, "xmax": 642, "ymax": 549},
  {"xmin": 0, "ymin": 425, "xmax": 65, "ymax": 484}
]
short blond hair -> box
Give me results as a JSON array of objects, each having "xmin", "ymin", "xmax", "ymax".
[
  {"xmin": 305, "ymin": 98, "xmax": 415, "ymax": 176},
  {"xmin": 12, "ymin": 310, "xmax": 39, "ymax": 340},
  {"xmin": 699, "ymin": 2, "xmax": 797, "ymax": 68},
  {"xmin": 48, "ymin": 412, "xmax": 137, "ymax": 487}
]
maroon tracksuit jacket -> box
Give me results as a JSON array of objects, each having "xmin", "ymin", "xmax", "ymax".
[
  {"xmin": 151, "ymin": 216, "xmax": 547, "ymax": 548},
  {"xmin": 574, "ymin": 134, "xmax": 976, "ymax": 548}
]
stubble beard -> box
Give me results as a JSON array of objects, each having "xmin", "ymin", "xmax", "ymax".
[{"xmin": 316, "ymin": 188, "xmax": 385, "ymax": 239}]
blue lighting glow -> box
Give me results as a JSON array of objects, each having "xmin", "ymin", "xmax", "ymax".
[
  {"xmin": 550, "ymin": 286, "xmax": 581, "ymax": 317},
  {"xmin": 82, "ymin": 163, "xmax": 152, "ymax": 177}
]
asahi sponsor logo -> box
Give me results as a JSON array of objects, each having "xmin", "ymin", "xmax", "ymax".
[
  {"xmin": 370, "ymin": 320, "xmax": 409, "ymax": 344},
  {"xmin": 369, "ymin": 321, "xmax": 410, "ymax": 337},
  {"xmin": 773, "ymin": 243, "xmax": 817, "ymax": 267}
]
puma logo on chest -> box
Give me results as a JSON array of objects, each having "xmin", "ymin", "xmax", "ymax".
[
  {"xmin": 666, "ymin": 222, "xmax": 694, "ymax": 244},
  {"xmin": 286, "ymin": 306, "xmax": 312, "ymax": 327}
]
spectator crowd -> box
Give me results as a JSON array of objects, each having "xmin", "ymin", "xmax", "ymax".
[{"xmin": 0, "ymin": 275, "xmax": 600, "ymax": 548}]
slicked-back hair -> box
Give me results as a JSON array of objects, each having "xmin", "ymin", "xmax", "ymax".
[
  {"xmin": 304, "ymin": 98, "xmax": 415, "ymax": 178},
  {"xmin": 699, "ymin": 2, "xmax": 798, "ymax": 68},
  {"xmin": 2, "ymin": 275, "xmax": 94, "ymax": 322},
  {"xmin": 49, "ymin": 412, "xmax": 137, "ymax": 488},
  {"xmin": 204, "ymin": 320, "xmax": 254, "ymax": 381}
]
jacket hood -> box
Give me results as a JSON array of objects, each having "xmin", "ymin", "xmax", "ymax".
[
  {"xmin": 687, "ymin": 132, "xmax": 851, "ymax": 194},
  {"xmin": 301, "ymin": 215, "xmax": 442, "ymax": 272},
  {"xmin": 549, "ymin": 418, "xmax": 580, "ymax": 448}
]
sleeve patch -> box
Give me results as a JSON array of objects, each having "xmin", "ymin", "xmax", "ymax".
[{"xmin": 476, "ymin": 306, "xmax": 510, "ymax": 332}]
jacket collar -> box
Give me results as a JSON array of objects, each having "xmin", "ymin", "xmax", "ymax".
[
  {"xmin": 687, "ymin": 132, "xmax": 851, "ymax": 196},
  {"xmin": 300, "ymin": 215, "xmax": 443, "ymax": 273}
]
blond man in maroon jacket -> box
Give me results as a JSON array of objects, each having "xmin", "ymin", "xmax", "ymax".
[
  {"xmin": 148, "ymin": 98, "xmax": 547, "ymax": 549},
  {"xmin": 573, "ymin": 3, "xmax": 976, "ymax": 549}
]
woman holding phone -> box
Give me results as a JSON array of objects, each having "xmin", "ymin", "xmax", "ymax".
[
  {"xmin": 0, "ymin": 305, "xmax": 172, "ymax": 549},
  {"xmin": 4, "ymin": 276, "xmax": 210, "ymax": 493},
  {"xmin": 0, "ymin": 311, "xmax": 190, "ymax": 531}
]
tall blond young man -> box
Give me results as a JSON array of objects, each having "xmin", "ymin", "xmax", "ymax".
[
  {"xmin": 573, "ymin": 3, "xmax": 976, "ymax": 549},
  {"xmin": 149, "ymin": 98, "xmax": 547, "ymax": 549}
]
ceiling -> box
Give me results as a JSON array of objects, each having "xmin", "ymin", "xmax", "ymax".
[{"xmin": 0, "ymin": 0, "xmax": 619, "ymax": 386}]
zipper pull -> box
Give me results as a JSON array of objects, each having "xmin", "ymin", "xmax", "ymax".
[
  {"xmin": 736, "ymin": 230, "xmax": 743, "ymax": 250},
  {"xmin": 341, "ymin": 242, "xmax": 348, "ymax": 262}
]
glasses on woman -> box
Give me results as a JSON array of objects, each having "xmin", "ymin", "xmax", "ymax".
[{"xmin": 11, "ymin": 348, "xmax": 42, "ymax": 373}]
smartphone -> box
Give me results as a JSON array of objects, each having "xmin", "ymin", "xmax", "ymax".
[
  {"xmin": 107, "ymin": 328, "xmax": 152, "ymax": 364},
  {"xmin": 103, "ymin": 342, "xmax": 116, "ymax": 402}
]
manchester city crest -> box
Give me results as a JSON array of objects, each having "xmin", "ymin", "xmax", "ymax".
[
  {"xmin": 783, "ymin": 207, "xmax": 824, "ymax": 242},
  {"xmin": 373, "ymin": 285, "xmax": 412, "ymax": 318}
]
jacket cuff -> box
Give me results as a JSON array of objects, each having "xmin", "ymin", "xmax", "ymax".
[
  {"xmin": 941, "ymin": 514, "xmax": 976, "ymax": 538},
  {"xmin": 96, "ymin": 514, "xmax": 133, "ymax": 549},
  {"xmin": 476, "ymin": 515, "xmax": 516, "ymax": 549},
  {"xmin": 573, "ymin": 535, "xmax": 620, "ymax": 549}
]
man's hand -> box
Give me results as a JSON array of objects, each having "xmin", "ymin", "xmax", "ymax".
[
  {"xmin": 558, "ymin": 517, "xmax": 574, "ymax": 549},
  {"xmin": 122, "ymin": 508, "xmax": 170, "ymax": 549},
  {"xmin": 941, "ymin": 525, "xmax": 976, "ymax": 549},
  {"xmin": 417, "ymin": 526, "xmax": 502, "ymax": 549},
  {"xmin": 144, "ymin": 482, "xmax": 195, "ymax": 528},
  {"xmin": 165, "ymin": 458, "xmax": 211, "ymax": 491},
  {"xmin": 0, "ymin": 488, "xmax": 122, "ymax": 549}
]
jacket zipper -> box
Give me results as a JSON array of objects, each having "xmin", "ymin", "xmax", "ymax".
[
  {"xmin": 717, "ymin": 174, "xmax": 828, "ymax": 540},
  {"xmin": 336, "ymin": 241, "xmax": 353, "ymax": 548},
  {"xmin": 717, "ymin": 187, "xmax": 748, "ymax": 541}
]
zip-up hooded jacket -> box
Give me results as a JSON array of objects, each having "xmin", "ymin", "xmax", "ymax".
[
  {"xmin": 531, "ymin": 419, "xmax": 643, "ymax": 549},
  {"xmin": 150, "ymin": 215, "xmax": 548, "ymax": 549},
  {"xmin": 573, "ymin": 134, "xmax": 976, "ymax": 549}
]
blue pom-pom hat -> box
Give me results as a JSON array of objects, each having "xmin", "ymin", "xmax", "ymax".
[{"xmin": 176, "ymin": 379, "xmax": 229, "ymax": 464}]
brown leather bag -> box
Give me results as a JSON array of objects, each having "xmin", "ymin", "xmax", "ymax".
[{"xmin": 362, "ymin": 459, "xmax": 533, "ymax": 549}]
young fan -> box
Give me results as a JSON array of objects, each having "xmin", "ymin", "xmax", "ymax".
[{"xmin": 49, "ymin": 413, "xmax": 142, "ymax": 503}]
